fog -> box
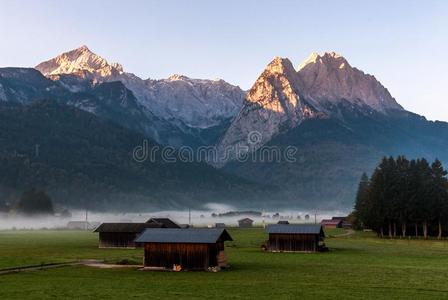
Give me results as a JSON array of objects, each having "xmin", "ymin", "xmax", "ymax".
[{"xmin": 0, "ymin": 203, "xmax": 350, "ymax": 230}]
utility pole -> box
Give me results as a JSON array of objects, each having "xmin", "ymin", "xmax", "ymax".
[
  {"xmin": 262, "ymin": 209, "xmax": 265, "ymax": 228},
  {"xmin": 188, "ymin": 208, "xmax": 191, "ymax": 226},
  {"xmin": 85, "ymin": 207, "xmax": 88, "ymax": 230}
]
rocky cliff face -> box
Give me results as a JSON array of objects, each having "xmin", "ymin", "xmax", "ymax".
[
  {"xmin": 296, "ymin": 52, "xmax": 402, "ymax": 112},
  {"xmin": 214, "ymin": 57, "xmax": 318, "ymax": 164},
  {"xmin": 215, "ymin": 52, "xmax": 404, "ymax": 164},
  {"xmin": 35, "ymin": 46, "xmax": 245, "ymax": 138}
]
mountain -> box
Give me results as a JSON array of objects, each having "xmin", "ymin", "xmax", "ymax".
[
  {"xmin": 0, "ymin": 100, "xmax": 261, "ymax": 210},
  {"xmin": 216, "ymin": 52, "xmax": 448, "ymax": 207},
  {"xmin": 36, "ymin": 46, "xmax": 245, "ymax": 147},
  {"xmin": 3, "ymin": 47, "xmax": 448, "ymax": 209},
  {"xmin": 216, "ymin": 52, "xmax": 405, "ymax": 164}
]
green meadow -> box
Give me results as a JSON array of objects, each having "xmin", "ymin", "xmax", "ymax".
[{"xmin": 1, "ymin": 228, "xmax": 448, "ymax": 299}]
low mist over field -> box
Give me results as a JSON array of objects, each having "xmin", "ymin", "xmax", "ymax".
[{"xmin": 0, "ymin": 203, "xmax": 349, "ymax": 230}]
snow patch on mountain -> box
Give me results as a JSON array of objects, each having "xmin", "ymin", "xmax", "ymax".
[{"xmin": 35, "ymin": 46, "xmax": 245, "ymax": 130}]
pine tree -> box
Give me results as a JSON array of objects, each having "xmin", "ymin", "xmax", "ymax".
[
  {"xmin": 431, "ymin": 159, "xmax": 448, "ymax": 239},
  {"xmin": 354, "ymin": 173, "xmax": 370, "ymax": 229}
]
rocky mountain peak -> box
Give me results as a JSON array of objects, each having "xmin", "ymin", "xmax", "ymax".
[
  {"xmin": 264, "ymin": 57, "xmax": 296, "ymax": 75},
  {"xmin": 35, "ymin": 45, "xmax": 123, "ymax": 77},
  {"xmin": 247, "ymin": 57, "xmax": 300, "ymax": 109},
  {"xmin": 168, "ymin": 74, "xmax": 190, "ymax": 81},
  {"xmin": 296, "ymin": 51, "xmax": 402, "ymax": 112},
  {"xmin": 298, "ymin": 51, "xmax": 348, "ymax": 71}
]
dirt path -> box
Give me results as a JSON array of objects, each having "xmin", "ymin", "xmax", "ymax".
[
  {"xmin": 333, "ymin": 229, "xmax": 355, "ymax": 237},
  {"xmin": 83, "ymin": 262, "xmax": 141, "ymax": 269},
  {"xmin": 0, "ymin": 259, "xmax": 103, "ymax": 275}
]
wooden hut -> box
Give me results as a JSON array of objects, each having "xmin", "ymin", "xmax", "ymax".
[
  {"xmin": 146, "ymin": 218, "xmax": 181, "ymax": 228},
  {"xmin": 67, "ymin": 221, "xmax": 95, "ymax": 230},
  {"xmin": 238, "ymin": 218, "xmax": 254, "ymax": 228},
  {"xmin": 265, "ymin": 224, "xmax": 326, "ymax": 252},
  {"xmin": 321, "ymin": 219, "xmax": 343, "ymax": 228},
  {"xmin": 94, "ymin": 223, "xmax": 164, "ymax": 248},
  {"xmin": 277, "ymin": 220, "xmax": 290, "ymax": 225},
  {"xmin": 135, "ymin": 228, "xmax": 233, "ymax": 271}
]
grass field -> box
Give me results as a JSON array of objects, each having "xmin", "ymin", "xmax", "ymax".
[{"xmin": 1, "ymin": 228, "xmax": 448, "ymax": 299}]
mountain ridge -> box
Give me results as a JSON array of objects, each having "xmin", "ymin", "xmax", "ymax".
[{"xmin": 35, "ymin": 46, "xmax": 246, "ymax": 144}]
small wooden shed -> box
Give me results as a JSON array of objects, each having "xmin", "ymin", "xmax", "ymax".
[
  {"xmin": 67, "ymin": 221, "xmax": 93, "ymax": 230},
  {"xmin": 321, "ymin": 219, "xmax": 343, "ymax": 228},
  {"xmin": 265, "ymin": 224, "xmax": 326, "ymax": 252},
  {"xmin": 94, "ymin": 223, "xmax": 164, "ymax": 248},
  {"xmin": 146, "ymin": 218, "xmax": 181, "ymax": 228},
  {"xmin": 277, "ymin": 221, "xmax": 290, "ymax": 225},
  {"xmin": 135, "ymin": 228, "xmax": 233, "ymax": 271},
  {"xmin": 238, "ymin": 218, "xmax": 254, "ymax": 228}
]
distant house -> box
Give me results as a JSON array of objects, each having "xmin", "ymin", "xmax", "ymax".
[
  {"xmin": 277, "ymin": 221, "xmax": 290, "ymax": 225},
  {"xmin": 215, "ymin": 223, "xmax": 226, "ymax": 228},
  {"xmin": 331, "ymin": 216, "xmax": 352, "ymax": 229},
  {"xmin": 135, "ymin": 228, "xmax": 233, "ymax": 271},
  {"xmin": 146, "ymin": 218, "xmax": 181, "ymax": 228},
  {"xmin": 265, "ymin": 224, "xmax": 326, "ymax": 252},
  {"xmin": 67, "ymin": 221, "xmax": 96, "ymax": 230},
  {"xmin": 94, "ymin": 223, "xmax": 164, "ymax": 248},
  {"xmin": 238, "ymin": 218, "xmax": 254, "ymax": 228},
  {"xmin": 321, "ymin": 219, "xmax": 343, "ymax": 228}
]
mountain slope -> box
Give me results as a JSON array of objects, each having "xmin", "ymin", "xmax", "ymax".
[
  {"xmin": 0, "ymin": 67, "xmax": 190, "ymax": 146},
  {"xmin": 224, "ymin": 109, "xmax": 448, "ymax": 208},
  {"xmin": 35, "ymin": 46, "xmax": 246, "ymax": 146},
  {"xmin": 0, "ymin": 101, "xmax": 260, "ymax": 210},
  {"xmin": 0, "ymin": 68, "xmax": 67, "ymax": 104}
]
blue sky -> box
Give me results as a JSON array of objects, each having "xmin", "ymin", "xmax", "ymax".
[{"xmin": 1, "ymin": 0, "xmax": 447, "ymax": 120}]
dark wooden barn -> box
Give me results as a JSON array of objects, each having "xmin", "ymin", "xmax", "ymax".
[
  {"xmin": 94, "ymin": 223, "xmax": 164, "ymax": 248},
  {"xmin": 238, "ymin": 218, "xmax": 254, "ymax": 228},
  {"xmin": 277, "ymin": 220, "xmax": 290, "ymax": 225},
  {"xmin": 265, "ymin": 224, "xmax": 326, "ymax": 252},
  {"xmin": 135, "ymin": 228, "xmax": 233, "ymax": 271},
  {"xmin": 146, "ymin": 218, "xmax": 181, "ymax": 228}
]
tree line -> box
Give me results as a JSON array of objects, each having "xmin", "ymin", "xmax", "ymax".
[
  {"xmin": 0, "ymin": 188, "xmax": 54, "ymax": 215},
  {"xmin": 353, "ymin": 156, "xmax": 448, "ymax": 239}
]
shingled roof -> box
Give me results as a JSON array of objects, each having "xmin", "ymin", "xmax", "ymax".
[
  {"xmin": 321, "ymin": 219, "xmax": 343, "ymax": 225},
  {"xmin": 146, "ymin": 218, "xmax": 181, "ymax": 228},
  {"xmin": 266, "ymin": 224, "xmax": 324, "ymax": 236},
  {"xmin": 135, "ymin": 228, "xmax": 233, "ymax": 244},
  {"xmin": 93, "ymin": 222, "xmax": 164, "ymax": 233}
]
